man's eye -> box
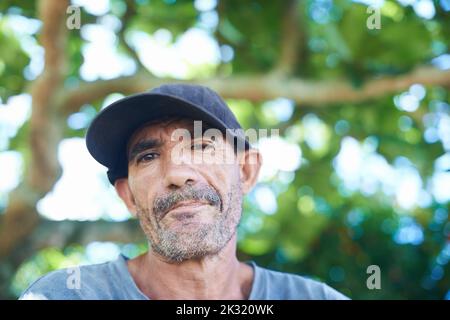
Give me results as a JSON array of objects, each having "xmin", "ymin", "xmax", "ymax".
[
  {"xmin": 191, "ymin": 142, "xmax": 214, "ymax": 151},
  {"xmin": 137, "ymin": 152, "xmax": 159, "ymax": 163}
]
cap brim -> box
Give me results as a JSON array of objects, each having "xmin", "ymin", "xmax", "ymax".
[{"xmin": 86, "ymin": 92, "xmax": 244, "ymax": 171}]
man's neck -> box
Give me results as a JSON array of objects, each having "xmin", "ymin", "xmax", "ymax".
[{"xmin": 127, "ymin": 236, "xmax": 254, "ymax": 300}]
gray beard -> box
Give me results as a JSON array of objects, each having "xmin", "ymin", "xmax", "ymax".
[
  {"xmin": 137, "ymin": 184, "xmax": 242, "ymax": 263},
  {"xmin": 152, "ymin": 209, "xmax": 237, "ymax": 262}
]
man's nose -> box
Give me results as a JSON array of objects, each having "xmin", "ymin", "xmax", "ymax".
[{"xmin": 163, "ymin": 151, "xmax": 199, "ymax": 189}]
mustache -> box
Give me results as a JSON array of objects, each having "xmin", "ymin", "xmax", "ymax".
[{"xmin": 153, "ymin": 184, "xmax": 222, "ymax": 220}]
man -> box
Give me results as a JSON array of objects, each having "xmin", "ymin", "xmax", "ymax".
[{"xmin": 21, "ymin": 84, "xmax": 348, "ymax": 300}]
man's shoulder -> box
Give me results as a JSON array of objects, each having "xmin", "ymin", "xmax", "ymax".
[
  {"xmin": 19, "ymin": 257, "xmax": 125, "ymax": 300},
  {"xmin": 253, "ymin": 264, "xmax": 349, "ymax": 300}
]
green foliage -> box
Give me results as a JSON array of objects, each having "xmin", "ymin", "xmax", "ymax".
[
  {"xmin": 217, "ymin": 0, "xmax": 283, "ymax": 72},
  {"xmin": 127, "ymin": 0, "xmax": 198, "ymax": 37},
  {"xmin": 0, "ymin": 21, "xmax": 30, "ymax": 100},
  {"xmin": 11, "ymin": 246, "xmax": 86, "ymax": 297}
]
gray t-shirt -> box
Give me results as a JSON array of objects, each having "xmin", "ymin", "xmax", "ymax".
[{"xmin": 20, "ymin": 255, "xmax": 349, "ymax": 300}]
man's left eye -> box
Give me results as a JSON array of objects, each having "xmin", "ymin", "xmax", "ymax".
[
  {"xmin": 137, "ymin": 152, "xmax": 159, "ymax": 163},
  {"xmin": 191, "ymin": 142, "xmax": 214, "ymax": 151}
]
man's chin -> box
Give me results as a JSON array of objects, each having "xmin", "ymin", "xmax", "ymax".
[
  {"xmin": 161, "ymin": 216, "xmax": 206, "ymax": 232},
  {"xmin": 153, "ymin": 243, "xmax": 222, "ymax": 263},
  {"xmin": 152, "ymin": 229, "xmax": 230, "ymax": 262}
]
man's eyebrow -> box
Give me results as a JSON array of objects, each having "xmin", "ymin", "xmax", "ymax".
[{"xmin": 128, "ymin": 138, "xmax": 164, "ymax": 163}]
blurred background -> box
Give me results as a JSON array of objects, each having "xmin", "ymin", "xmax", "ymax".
[{"xmin": 0, "ymin": 0, "xmax": 449, "ymax": 300}]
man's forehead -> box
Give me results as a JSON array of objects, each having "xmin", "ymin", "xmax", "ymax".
[
  {"xmin": 127, "ymin": 118, "xmax": 219, "ymax": 150},
  {"xmin": 138, "ymin": 119, "xmax": 194, "ymax": 139},
  {"xmin": 130, "ymin": 118, "xmax": 194, "ymax": 142}
]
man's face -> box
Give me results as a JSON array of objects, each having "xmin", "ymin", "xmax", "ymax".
[{"xmin": 124, "ymin": 119, "xmax": 244, "ymax": 262}]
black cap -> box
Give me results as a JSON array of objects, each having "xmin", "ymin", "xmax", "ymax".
[{"xmin": 86, "ymin": 83, "xmax": 249, "ymax": 185}]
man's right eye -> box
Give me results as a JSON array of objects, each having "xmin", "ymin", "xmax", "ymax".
[{"xmin": 137, "ymin": 152, "xmax": 159, "ymax": 164}]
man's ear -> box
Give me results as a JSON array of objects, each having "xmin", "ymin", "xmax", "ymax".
[
  {"xmin": 239, "ymin": 148, "xmax": 262, "ymax": 194},
  {"xmin": 114, "ymin": 178, "xmax": 137, "ymax": 216}
]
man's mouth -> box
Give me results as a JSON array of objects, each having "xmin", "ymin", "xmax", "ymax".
[{"xmin": 161, "ymin": 200, "xmax": 210, "ymax": 219}]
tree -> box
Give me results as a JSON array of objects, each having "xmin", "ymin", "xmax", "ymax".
[{"xmin": 0, "ymin": 0, "xmax": 449, "ymax": 299}]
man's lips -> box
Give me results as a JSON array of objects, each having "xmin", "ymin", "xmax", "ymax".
[{"xmin": 161, "ymin": 200, "xmax": 210, "ymax": 219}]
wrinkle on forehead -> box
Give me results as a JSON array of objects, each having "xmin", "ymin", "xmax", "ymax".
[{"xmin": 127, "ymin": 117, "xmax": 194, "ymax": 153}]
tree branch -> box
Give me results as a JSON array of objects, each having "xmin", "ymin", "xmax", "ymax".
[
  {"xmin": 29, "ymin": 219, "xmax": 145, "ymax": 249},
  {"xmin": 272, "ymin": 0, "xmax": 303, "ymax": 76},
  {"xmin": 0, "ymin": 186, "xmax": 41, "ymax": 259},
  {"xmin": 0, "ymin": 0, "xmax": 69, "ymax": 260},
  {"xmin": 118, "ymin": 0, "xmax": 149, "ymax": 73},
  {"xmin": 62, "ymin": 65, "xmax": 450, "ymax": 115},
  {"xmin": 29, "ymin": 0, "xmax": 68, "ymax": 191}
]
